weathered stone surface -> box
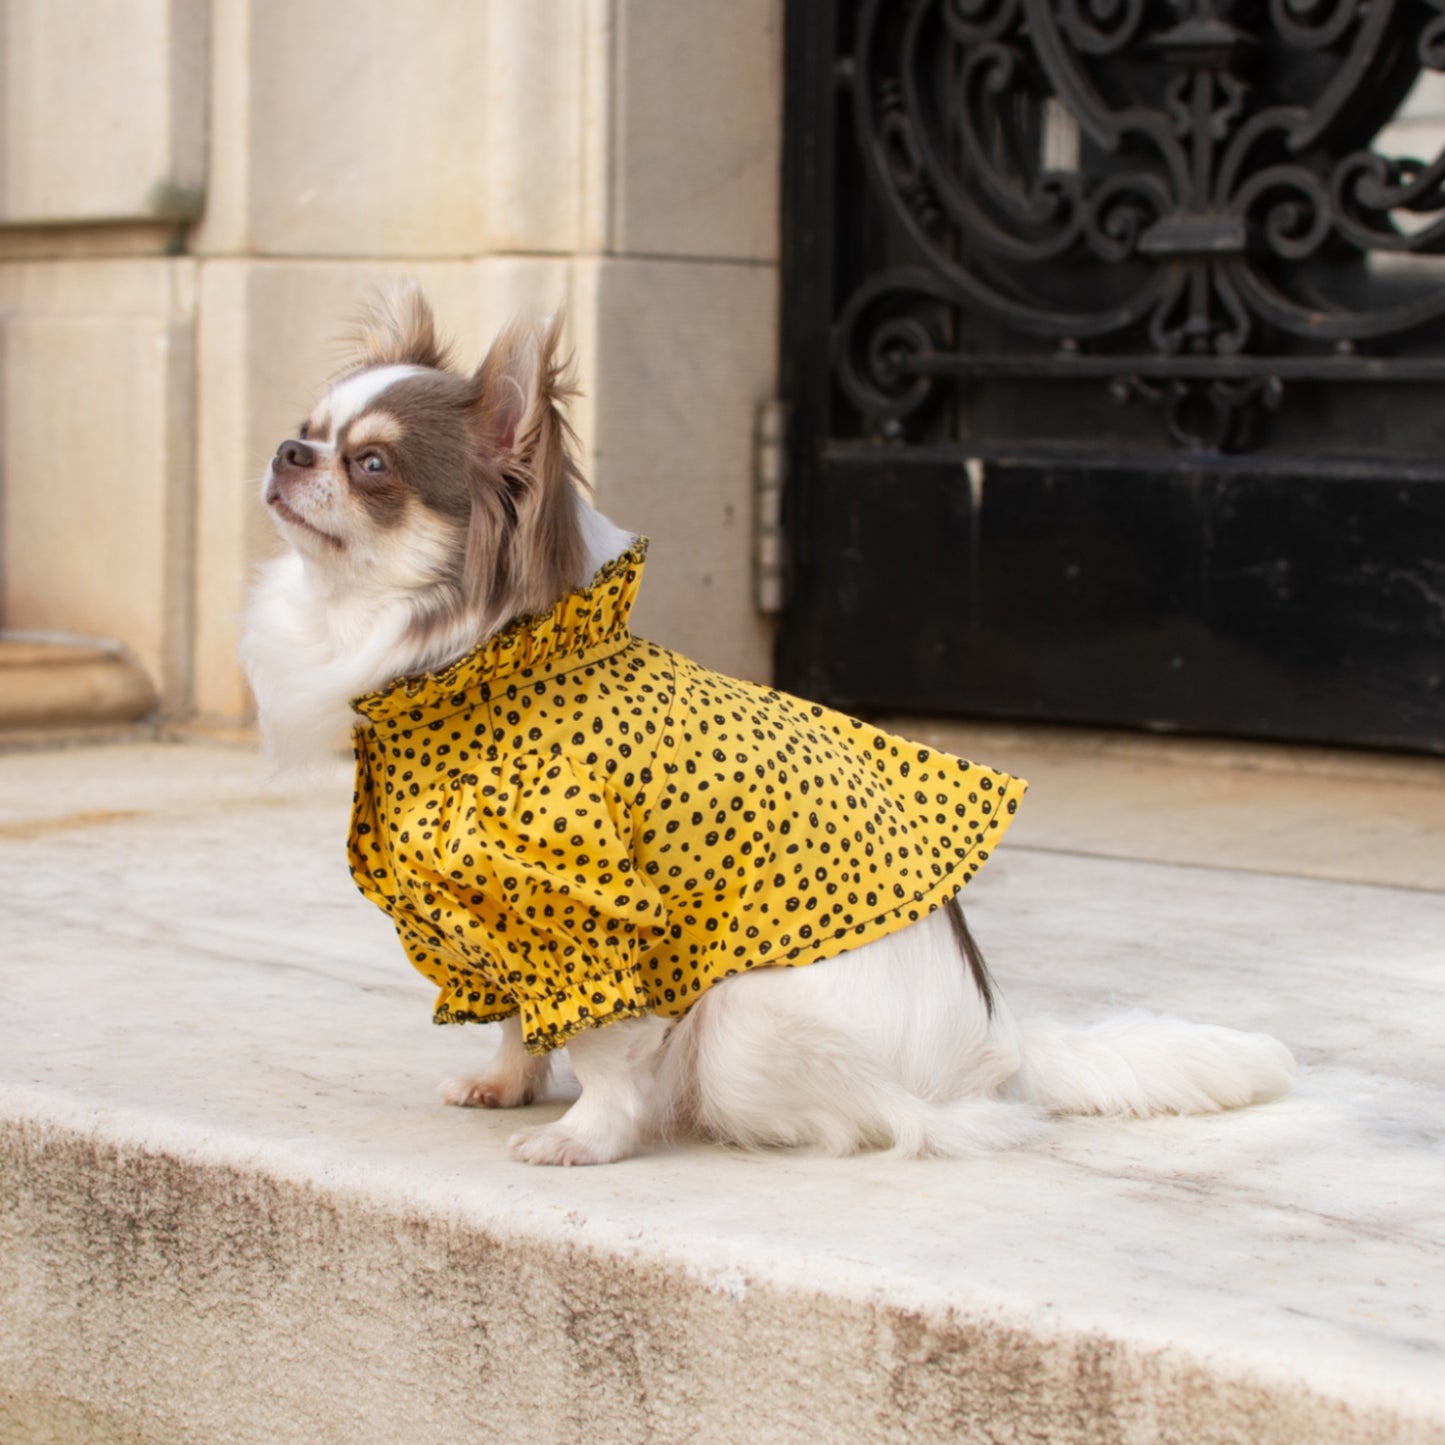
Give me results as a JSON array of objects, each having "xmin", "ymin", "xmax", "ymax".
[
  {"xmin": 576, "ymin": 255, "xmax": 777, "ymax": 684},
  {"xmin": 2, "ymin": 741, "xmax": 1443, "ymax": 1443},
  {"xmin": 610, "ymin": 0, "xmax": 782, "ymax": 261},
  {"xmin": 191, "ymin": 0, "xmax": 585, "ymax": 258},
  {"xmin": 0, "ymin": 0, "xmax": 206, "ymax": 227}
]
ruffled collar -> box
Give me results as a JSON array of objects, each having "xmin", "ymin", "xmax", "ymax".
[{"xmin": 353, "ymin": 540, "xmax": 648, "ymax": 727}]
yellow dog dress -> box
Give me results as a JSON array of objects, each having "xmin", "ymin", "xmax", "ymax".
[{"xmin": 349, "ymin": 543, "xmax": 1026, "ymax": 1053}]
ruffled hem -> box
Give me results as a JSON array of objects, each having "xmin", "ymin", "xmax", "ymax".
[
  {"xmin": 353, "ymin": 540, "xmax": 649, "ymax": 725},
  {"xmin": 432, "ymin": 972, "xmax": 653, "ymax": 1056},
  {"xmin": 434, "ymin": 1001, "xmax": 517, "ymax": 1028}
]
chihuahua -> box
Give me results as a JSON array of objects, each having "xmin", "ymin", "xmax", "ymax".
[{"xmin": 241, "ymin": 286, "xmax": 1293, "ymax": 1166}]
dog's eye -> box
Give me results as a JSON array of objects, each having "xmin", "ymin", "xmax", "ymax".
[
  {"xmin": 297, "ymin": 421, "xmax": 310, "ymax": 440},
  {"xmin": 358, "ymin": 453, "xmax": 386, "ymax": 475}
]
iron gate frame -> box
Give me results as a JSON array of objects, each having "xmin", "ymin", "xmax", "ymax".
[{"xmin": 777, "ymin": 0, "xmax": 1445, "ymax": 752}]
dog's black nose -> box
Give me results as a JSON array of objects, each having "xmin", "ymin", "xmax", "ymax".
[{"xmin": 277, "ymin": 439, "xmax": 315, "ymax": 468}]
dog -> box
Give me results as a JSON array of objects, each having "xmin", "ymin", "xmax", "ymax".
[{"xmin": 241, "ymin": 285, "xmax": 1294, "ymax": 1166}]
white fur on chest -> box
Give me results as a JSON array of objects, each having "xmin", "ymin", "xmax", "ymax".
[
  {"xmin": 240, "ymin": 554, "xmax": 419, "ymax": 765},
  {"xmin": 242, "ymin": 501, "xmax": 637, "ymax": 766}
]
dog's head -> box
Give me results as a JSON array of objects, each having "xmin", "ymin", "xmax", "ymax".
[{"xmin": 263, "ymin": 284, "xmax": 586, "ymax": 635}]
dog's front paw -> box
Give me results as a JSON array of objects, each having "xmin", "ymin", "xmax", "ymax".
[
  {"xmin": 507, "ymin": 1122, "xmax": 627, "ymax": 1167},
  {"xmin": 440, "ymin": 1074, "xmax": 536, "ymax": 1109}
]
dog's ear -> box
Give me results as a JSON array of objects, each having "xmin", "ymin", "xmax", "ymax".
[
  {"xmin": 348, "ymin": 282, "xmax": 452, "ymax": 371},
  {"xmin": 465, "ymin": 315, "xmax": 587, "ymax": 618},
  {"xmin": 470, "ymin": 315, "xmax": 581, "ymax": 462}
]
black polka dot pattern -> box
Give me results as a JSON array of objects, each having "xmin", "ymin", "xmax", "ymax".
[{"xmin": 348, "ymin": 543, "xmax": 1026, "ymax": 1054}]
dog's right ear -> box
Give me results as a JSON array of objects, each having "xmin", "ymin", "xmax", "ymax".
[{"xmin": 347, "ymin": 282, "xmax": 452, "ymax": 371}]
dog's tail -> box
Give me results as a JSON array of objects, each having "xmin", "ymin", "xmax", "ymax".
[{"xmin": 1005, "ymin": 1010, "xmax": 1295, "ymax": 1117}]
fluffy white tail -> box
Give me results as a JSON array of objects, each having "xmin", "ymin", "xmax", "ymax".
[{"xmin": 1006, "ymin": 1010, "xmax": 1296, "ymax": 1117}]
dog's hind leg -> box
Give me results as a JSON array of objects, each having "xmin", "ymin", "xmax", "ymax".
[
  {"xmin": 440, "ymin": 1014, "xmax": 553, "ymax": 1109},
  {"xmin": 663, "ymin": 908, "xmax": 1041, "ymax": 1157}
]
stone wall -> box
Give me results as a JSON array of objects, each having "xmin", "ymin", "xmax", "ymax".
[{"xmin": 0, "ymin": 0, "xmax": 781, "ymax": 723}]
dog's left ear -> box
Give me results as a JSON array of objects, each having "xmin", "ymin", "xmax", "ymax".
[
  {"xmin": 465, "ymin": 315, "xmax": 587, "ymax": 618},
  {"xmin": 348, "ymin": 282, "xmax": 452, "ymax": 371},
  {"xmin": 470, "ymin": 314, "xmax": 577, "ymax": 463}
]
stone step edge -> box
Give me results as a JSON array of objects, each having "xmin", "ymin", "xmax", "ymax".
[{"xmin": 1, "ymin": 1091, "xmax": 1434, "ymax": 1445}]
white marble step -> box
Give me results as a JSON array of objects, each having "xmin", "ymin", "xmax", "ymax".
[{"xmin": 2, "ymin": 743, "xmax": 1443, "ymax": 1444}]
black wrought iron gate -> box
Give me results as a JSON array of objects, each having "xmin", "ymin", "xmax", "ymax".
[{"xmin": 778, "ymin": 0, "xmax": 1445, "ymax": 751}]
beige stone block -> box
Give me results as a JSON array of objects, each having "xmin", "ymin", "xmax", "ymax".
[
  {"xmin": 240, "ymin": 0, "xmax": 484, "ymax": 257},
  {"xmin": 610, "ymin": 0, "xmax": 782, "ymax": 262},
  {"xmin": 478, "ymin": 2, "xmax": 589, "ymax": 254},
  {"xmin": 0, "ymin": 261, "xmax": 198, "ymax": 709},
  {"xmin": 471, "ymin": 255, "xmax": 576, "ymax": 357},
  {"xmin": 578, "ymin": 0, "xmax": 618, "ymax": 253},
  {"xmin": 0, "ymin": 0, "xmax": 207, "ymax": 226},
  {"xmin": 575, "ymin": 256, "xmax": 778, "ymax": 683},
  {"xmin": 192, "ymin": 259, "xmax": 534, "ymax": 721},
  {"xmin": 0, "ymin": 258, "xmax": 198, "ymax": 316},
  {"xmin": 193, "ymin": 0, "xmax": 585, "ymax": 258}
]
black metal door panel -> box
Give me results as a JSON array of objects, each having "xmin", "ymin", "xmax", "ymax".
[
  {"xmin": 782, "ymin": 450, "xmax": 1445, "ymax": 746},
  {"xmin": 779, "ymin": 0, "xmax": 1445, "ymax": 751}
]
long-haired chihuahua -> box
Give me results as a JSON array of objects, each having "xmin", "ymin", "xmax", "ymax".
[{"xmin": 241, "ymin": 286, "xmax": 1293, "ymax": 1166}]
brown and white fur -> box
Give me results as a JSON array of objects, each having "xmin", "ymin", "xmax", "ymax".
[{"xmin": 242, "ymin": 285, "xmax": 1295, "ymax": 1167}]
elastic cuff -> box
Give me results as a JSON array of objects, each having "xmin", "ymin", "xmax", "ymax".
[{"xmin": 518, "ymin": 965, "xmax": 651, "ymax": 1054}]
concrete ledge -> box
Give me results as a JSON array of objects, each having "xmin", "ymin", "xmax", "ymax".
[
  {"xmin": 0, "ymin": 636, "xmax": 156, "ymax": 732},
  {"xmin": 2, "ymin": 742, "xmax": 1443, "ymax": 1443},
  {"xmin": 4, "ymin": 1101, "xmax": 1432, "ymax": 1445}
]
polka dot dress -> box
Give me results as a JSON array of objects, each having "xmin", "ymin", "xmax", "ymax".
[{"xmin": 349, "ymin": 543, "xmax": 1027, "ymax": 1055}]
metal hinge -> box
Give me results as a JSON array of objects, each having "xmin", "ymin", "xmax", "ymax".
[{"xmin": 753, "ymin": 400, "xmax": 789, "ymax": 616}]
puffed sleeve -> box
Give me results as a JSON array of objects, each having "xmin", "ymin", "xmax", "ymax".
[{"xmin": 424, "ymin": 753, "xmax": 670, "ymax": 1053}]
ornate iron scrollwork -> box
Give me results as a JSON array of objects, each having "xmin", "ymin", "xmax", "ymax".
[{"xmin": 834, "ymin": 0, "xmax": 1445, "ymax": 451}]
